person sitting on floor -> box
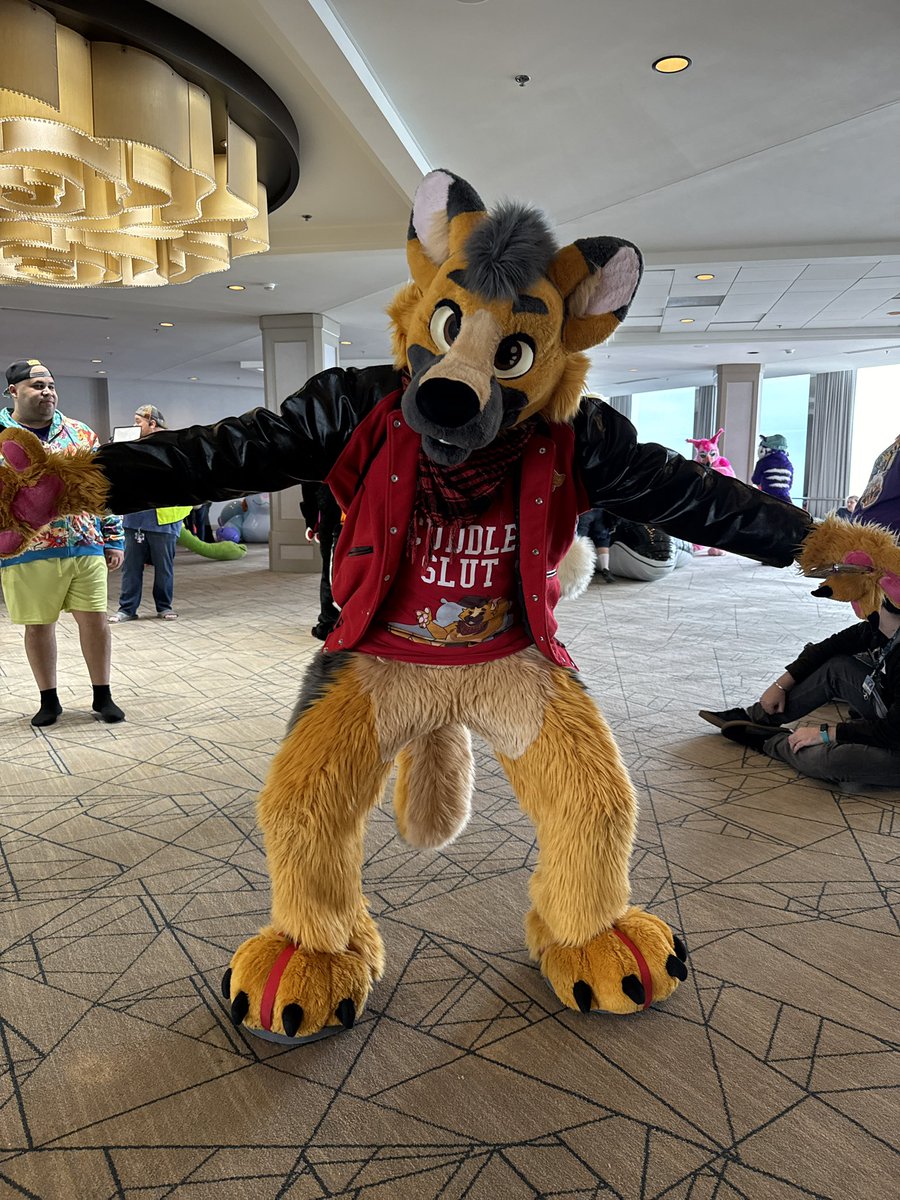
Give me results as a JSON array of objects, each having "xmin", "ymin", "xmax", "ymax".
[
  {"xmin": 698, "ymin": 595, "xmax": 900, "ymax": 788},
  {"xmin": 576, "ymin": 506, "xmax": 617, "ymax": 583}
]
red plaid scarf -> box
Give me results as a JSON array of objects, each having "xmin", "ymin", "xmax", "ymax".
[{"xmin": 410, "ymin": 420, "xmax": 536, "ymax": 562}]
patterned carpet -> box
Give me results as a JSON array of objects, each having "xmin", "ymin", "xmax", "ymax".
[{"xmin": 0, "ymin": 546, "xmax": 897, "ymax": 1199}]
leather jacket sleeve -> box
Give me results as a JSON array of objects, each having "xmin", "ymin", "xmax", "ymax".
[
  {"xmin": 94, "ymin": 365, "xmax": 400, "ymax": 513},
  {"xmin": 573, "ymin": 398, "xmax": 814, "ymax": 566}
]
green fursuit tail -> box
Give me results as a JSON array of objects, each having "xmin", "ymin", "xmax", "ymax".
[{"xmin": 178, "ymin": 527, "xmax": 247, "ymax": 560}]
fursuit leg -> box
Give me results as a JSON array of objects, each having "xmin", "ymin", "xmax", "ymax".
[
  {"xmin": 393, "ymin": 723, "xmax": 474, "ymax": 848},
  {"xmin": 223, "ymin": 653, "xmax": 392, "ymax": 1041},
  {"xmin": 492, "ymin": 666, "xmax": 688, "ymax": 1015}
]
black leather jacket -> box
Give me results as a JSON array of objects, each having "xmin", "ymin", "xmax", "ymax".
[{"xmin": 95, "ymin": 364, "xmax": 813, "ymax": 566}]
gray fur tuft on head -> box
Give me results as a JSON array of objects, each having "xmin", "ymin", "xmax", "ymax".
[{"xmin": 462, "ymin": 202, "xmax": 557, "ymax": 301}]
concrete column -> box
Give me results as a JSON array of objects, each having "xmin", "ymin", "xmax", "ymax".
[
  {"xmin": 715, "ymin": 363, "xmax": 762, "ymax": 484},
  {"xmin": 259, "ymin": 313, "xmax": 341, "ymax": 573}
]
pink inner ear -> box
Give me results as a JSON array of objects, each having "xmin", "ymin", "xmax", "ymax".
[
  {"xmin": 844, "ymin": 550, "xmax": 875, "ymax": 568},
  {"xmin": 412, "ymin": 171, "xmax": 453, "ymax": 265},
  {"xmin": 583, "ymin": 246, "xmax": 641, "ymax": 316}
]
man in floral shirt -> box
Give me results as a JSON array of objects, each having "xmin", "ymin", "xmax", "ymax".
[{"xmin": 1, "ymin": 360, "xmax": 126, "ymax": 726}]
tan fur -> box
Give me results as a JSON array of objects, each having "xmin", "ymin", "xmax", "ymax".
[
  {"xmin": 419, "ymin": 308, "xmax": 503, "ymax": 409},
  {"xmin": 387, "ymin": 281, "xmax": 422, "ymax": 368},
  {"xmin": 799, "ymin": 514, "xmax": 900, "ymax": 613},
  {"xmin": 0, "ymin": 425, "xmax": 111, "ymax": 555},
  {"xmin": 393, "ymin": 724, "xmax": 474, "ymax": 848},
  {"xmin": 497, "ymin": 668, "xmax": 636, "ymax": 945}
]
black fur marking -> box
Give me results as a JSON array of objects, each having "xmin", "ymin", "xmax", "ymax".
[
  {"xmin": 673, "ymin": 934, "xmax": 688, "ymax": 962},
  {"xmin": 498, "ymin": 384, "xmax": 528, "ymax": 428},
  {"xmin": 621, "ymin": 974, "xmax": 645, "ymax": 1006},
  {"xmin": 288, "ymin": 651, "xmax": 352, "ymax": 733},
  {"xmin": 462, "ymin": 203, "xmax": 557, "ymax": 301},
  {"xmin": 512, "ymin": 293, "xmax": 549, "ymax": 315},
  {"xmin": 407, "ymin": 343, "xmax": 439, "ymax": 375},
  {"xmin": 811, "ymin": 585, "xmax": 833, "ymax": 598},
  {"xmin": 573, "ymin": 980, "xmax": 593, "ymax": 1013},
  {"xmin": 446, "ymin": 174, "xmax": 485, "ymax": 221},
  {"xmin": 447, "ymin": 269, "xmax": 467, "ymax": 288},
  {"xmin": 221, "ymin": 968, "xmax": 232, "ymax": 1000}
]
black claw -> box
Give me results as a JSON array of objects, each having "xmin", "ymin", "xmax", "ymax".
[
  {"xmin": 221, "ymin": 968, "xmax": 232, "ymax": 1000},
  {"xmin": 336, "ymin": 998, "xmax": 356, "ymax": 1029},
  {"xmin": 230, "ymin": 991, "xmax": 249, "ymax": 1026},
  {"xmin": 622, "ymin": 974, "xmax": 645, "ymax": 1006},
  {"xmin": 666, "ymin": 954, "xmax": 688, "ymax": 981},
  {"xmin": 282, "ymin": 1003, "xmax": 304, "ymax": 1038},
  {"xmin": 672, "ymin": 934, "xmax": 688, "ymax": 962},
  {"xmin": 572, "ymin": 980, "xmax": 593, "ymax": 1013},
  {"xmin": 811, "ymin": 585, "xmax": 833, "ymax": 598}
]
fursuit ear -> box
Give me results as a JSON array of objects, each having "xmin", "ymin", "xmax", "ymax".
[
  {"xmin": 549, "ymin": 237, "xmax": 643, "ymax": 352},
  {"xmin": 406, "ymin": 169, "xmax": 487, "ymax": 290}
]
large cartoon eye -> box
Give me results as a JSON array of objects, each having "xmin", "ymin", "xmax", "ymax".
[
  {"xmin": 429, "ymin": 302, "xmax": 461, "ymax": 352},
  {"xmin": 494, "ymin": 334, "xmax": 535, "ymax": 379}
]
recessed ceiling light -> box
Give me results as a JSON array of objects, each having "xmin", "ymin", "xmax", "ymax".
[
  {"xmin": 159, "ymin": 322, "xmax": 174, "ymax": 328},
  {"xmin": 188, "ymin": 376, "xmax": 199, "ymax": 381},
  {"xmin": 91, "ymin": 358, "xmax": 102, "ymax": 363},
  {"xmin": 652, "ymin": 55, "xmax": 691, "ymax": 74},
  {"xmin": 695, "ymin": 273, "xmax": 715, "ymax": 281},
  {"xmin": 340, "ymin": 340, "xmax": 352, "ymax": 346},
  {"xmin": 888, "ymin": 310, "xmax": 900, "ymax": 316},
  {"xmin": 692, "ymin": 344, "xmax": 708, "ymax": 349},
  {"xmin": 227, "ymin": 284, "xmax": 245, "ymax": 291},
  {"xmin": 747, "ymin": 350, "xmax": 760, "ymax": 355},
  {"xmin": 97, "ymin": 370, "xmax": 107, "ymax": 374},
  {"xmin": 256, "ymin": 367, "xmax": 265, "ymax": 372},
  {"xmin": 679, "ymin": 318, "xmax": 695, "ymax": 324}
]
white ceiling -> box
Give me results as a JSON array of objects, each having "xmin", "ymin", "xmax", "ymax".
[{"xmin": 3, "ymin": 0, "xmax": 899, "ymax": 397}]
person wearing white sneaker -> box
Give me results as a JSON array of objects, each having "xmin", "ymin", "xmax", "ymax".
[{"xmin": 111, "ymin": 406, "xmax": 190, "ymax": 623}]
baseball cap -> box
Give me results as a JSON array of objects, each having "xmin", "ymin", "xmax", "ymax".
[
  {"xmin": 5, "ymin": 359, "xmax": 53, "ymax": 389},
  {"xmin": 135, "ymin": 403, "xmax": 166, "ymax": 428}
]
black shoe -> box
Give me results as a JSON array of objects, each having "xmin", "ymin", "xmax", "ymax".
[
  {"xmin": 721, "ymin": 722, "xmax": 783, "ymax": 753},
  {"xmin": 597, "ymin": 568, "xmax": 615, "ymax": 583},
  {"xmin": 698, "ymin": 706, "xmax": 752, "ymax": 729}
]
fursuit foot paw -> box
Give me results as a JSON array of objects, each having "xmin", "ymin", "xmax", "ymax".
[
  {"xmin": 527, "ymin": 906, "xmax": 688, "ymax": 1015},
  {"xmin": 222, "ymin": 923, "xmax": 383, "ymax": 1044}
]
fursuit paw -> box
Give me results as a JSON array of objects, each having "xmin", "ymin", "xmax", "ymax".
[
  {"xmin": 221, "ymin": 924, "xmax": 383, "ymax": 1043},
  {"xmin": 799, "ymin": 516, "xmax": 900, "ymax": 616},
  {"xmin": 527, "ymin": 906, "xmax": 688, "ymax": 1015},
  {"xmin": 0, "ymin": 426, "xmax": 108, "ymax": 558}
]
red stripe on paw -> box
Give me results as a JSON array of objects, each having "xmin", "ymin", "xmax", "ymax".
[
  {"xmin": 612, "ymin": 926, "xmax": 653, "ymax": 1009},
  {"xmin": 260, "ymin": 942, "xmax": 298, "ymax": 1031}
]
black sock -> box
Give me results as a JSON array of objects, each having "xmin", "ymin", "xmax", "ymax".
[
  {"xmin": 92, "ymin": 684, "xmax": 125, "ymax": 723},
  {"xmin": 32, "ymin": 688, "xmax": 62, "ymax": 728}
]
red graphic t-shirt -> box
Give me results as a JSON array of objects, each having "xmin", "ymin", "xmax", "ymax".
[{"xmin": 354, "ymin": 478, "xmax": 532, "ymax": 664}]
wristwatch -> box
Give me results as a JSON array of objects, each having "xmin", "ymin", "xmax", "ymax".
[{"xmin": 819, "ymin": 722, "xmax": 831, "ymax": 745}]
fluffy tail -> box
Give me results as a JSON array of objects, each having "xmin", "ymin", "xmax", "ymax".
[
  {"xmin": 557, "ymin": 535, "xmax": 595, "ymax": 600},
  {"xmin": 392, "ymin": 724, "xmax": 475, "ymax": 848}
]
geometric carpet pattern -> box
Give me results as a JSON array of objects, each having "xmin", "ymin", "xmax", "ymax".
[{"xmin": 1, "ymin": 546, "xmax": 897, "ymax": 1199}]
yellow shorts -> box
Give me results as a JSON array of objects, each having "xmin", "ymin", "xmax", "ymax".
[{"xmin": 0, "ymin": 555, "xmax": 109, "ymax": 625}]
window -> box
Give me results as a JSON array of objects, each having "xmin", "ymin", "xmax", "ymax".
[
  {"xmin": 630, "ymin": 388, "xmax": 696, "ymax": 455},
  {"xmin": 850, "ymin": 364, "xmax": 900, "ymax": 496},
  {"xmin": 758, "ymin": 375, "xmax": 809, "ymax": 504}
]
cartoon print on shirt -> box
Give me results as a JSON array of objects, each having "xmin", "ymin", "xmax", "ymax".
[{"xmin": 398, "ymin": 596, "xmax": 513, "ymax": 644}]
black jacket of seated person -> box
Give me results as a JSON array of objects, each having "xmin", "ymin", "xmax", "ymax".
[{"xmin": 784, "ymin": 613, "xmax": 900, "ymax": 750}]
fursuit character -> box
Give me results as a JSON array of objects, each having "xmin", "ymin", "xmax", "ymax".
[
  {"xmin": 685, "ymin": 428, "xmax": 735, "ymax": 478},
  {"xmin": 686, "ymin": 428, "xmax": 736, "ymax": 554},
  {"xmin": 3, "ymin": 170, "xmax": 900, "ymax": 1045},
  {"xmin": 752, "ymin": 433, "xmax": 795, "ymax": 502}
]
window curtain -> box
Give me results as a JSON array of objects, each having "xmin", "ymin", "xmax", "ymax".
[
  {"xmin": 606, "ymin": 394, "xmax": 632, "ymax": 419},
  {"xmin": 693, "ymin": 385, "xmax": 716, "ymax": 440},
  {"xmin": 804, "ymin": 371, "xmax": 855, "ymax": 517}
]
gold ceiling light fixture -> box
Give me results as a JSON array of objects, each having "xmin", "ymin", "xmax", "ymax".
[
  {"xmin": 652, "ymin": 55, "xmax": 691, "ymax": 74},
  {"xmin": 0, "ymin": 0, "xmax": 299, "ymax": 287},
  {"xmin": 695, "ymin": 273, "xmax": 715, "ymax": 281}
]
